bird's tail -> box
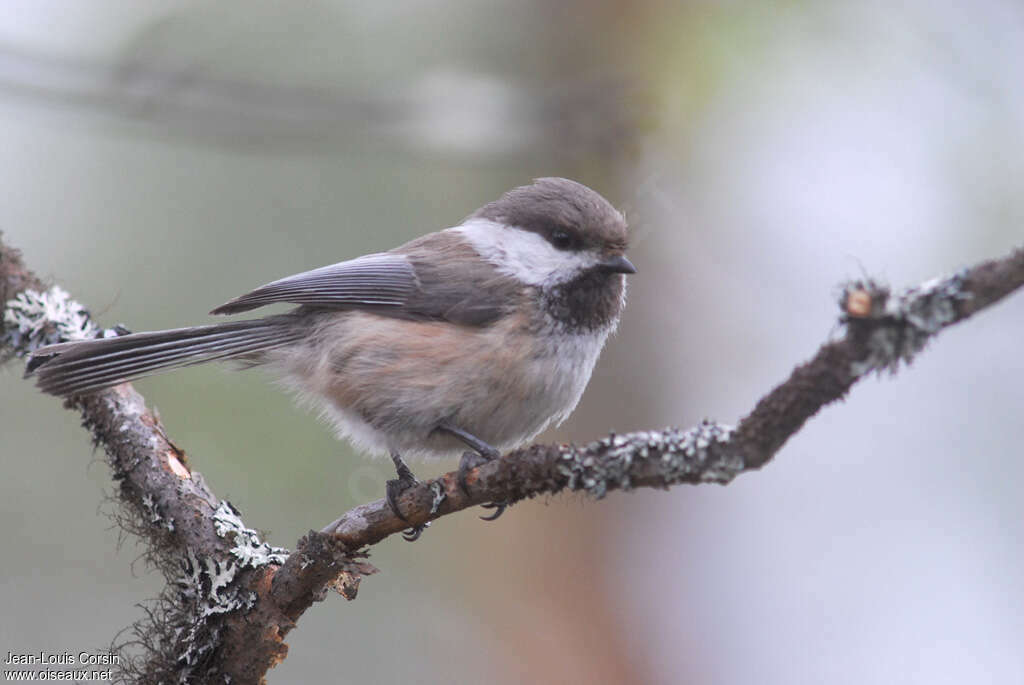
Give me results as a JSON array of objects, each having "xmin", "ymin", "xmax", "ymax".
[{"xmin": 27, "ymin": 317, "xmax": 303, "ymax": 397}]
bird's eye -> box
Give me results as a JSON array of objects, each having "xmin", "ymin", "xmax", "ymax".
[{"xmin": 551, "ymin": 229, "xmax": 575, "ymax": 250}]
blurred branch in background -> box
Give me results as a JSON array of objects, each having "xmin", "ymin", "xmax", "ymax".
[
  {"xmin": 0, "ymin": 43, "xmax": 640, "ymax": 159},
  {"xmin": 3, "ymin": 230, "xmax": 1022, "ymax": 683}
]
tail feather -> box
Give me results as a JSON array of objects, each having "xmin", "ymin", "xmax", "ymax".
[
  {"xmin": 45, "ymin": 328, "xmax": 279, "ymax": 376},
  {"xmin": 48, "ymin": 336, "xmax": 283, "ymax": 393},
  {"xmin": 29, "ymin": 318, "xmax": 303, "ymax": 397},
  {"xmin": 38, "ymin": 327, "xmax": 254, "ymax": 369}
]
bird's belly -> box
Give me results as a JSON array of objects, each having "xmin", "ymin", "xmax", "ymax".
[
  {"xmin": 457, "ymin": 327, "xmax": 609, "ymax": 449},
  {"xmin": 274, "ymin": 311, "xmax": 610, "ymax": 460}
]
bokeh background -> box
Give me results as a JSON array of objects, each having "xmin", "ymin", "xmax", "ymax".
[{"xmin": 2, "ymin": 1, "xmax": 1023, "ymax": 683}]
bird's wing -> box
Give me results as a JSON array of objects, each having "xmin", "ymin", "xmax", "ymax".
[
  {"xmin": 209, "ymin": 253, "xmax": 418, "ymax": 315},
  {"xmin": 210, "ymin": 232, "xmax": 523, "ymax": 326}
]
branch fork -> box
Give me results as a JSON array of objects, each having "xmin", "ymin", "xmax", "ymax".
[{"xmin": 3, "ymin": 233, "xmax": 1021, "ymax": 683}]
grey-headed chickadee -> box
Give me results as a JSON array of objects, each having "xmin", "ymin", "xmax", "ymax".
[{"xmin": 28, "ymin": 177, "xmax": 635, "ymax": 536}]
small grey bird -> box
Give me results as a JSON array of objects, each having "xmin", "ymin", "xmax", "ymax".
[{"xmin": 28, "ymin": 177, "xmax": 635, "ymax": 538}]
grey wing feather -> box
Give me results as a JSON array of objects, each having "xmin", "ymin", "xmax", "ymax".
[
  {"xmin": 394, "ymin": 231, "xmax": 523, "ymax": 326},
  {"xmin": 210, "ymin": 253, "xmax": 418, "ymax": 315}
]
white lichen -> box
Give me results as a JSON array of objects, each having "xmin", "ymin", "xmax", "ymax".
[
  {"xmin": 558, "ymin": 420, "xmax": 739, "ymax": 497},
  {"xmin": 429, "ymin": 480, "xmax": 446, "ymax": 515},
  {"xmin": 2, "ymin": 286, "xmax": 96, "ymax": 353},
  {"xmin": 175, "ymin": 550, "xmax": 251, "ymax": 668},
  {"xmin": 140, "ymin": 493, "xmax": 162, "ymax": 524},
  {"xmin": 212, "ymin": 501, "xmax": 290, "ymax": 568},
  {"xmin": 849, "ymin": 270, "xmax": 972, "ymax": 377},
  {"xmin": 173, "ymin": 504, "xmax": 289, "ymax": 672}
]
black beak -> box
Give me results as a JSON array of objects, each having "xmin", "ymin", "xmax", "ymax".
[{"xmin": 597, "ymin": 255, "xmax": 637, "ymax": 274}]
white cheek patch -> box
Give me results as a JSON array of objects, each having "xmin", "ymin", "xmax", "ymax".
[{"xmin": 451, "ymin": 218, "xmax": 597, "ymax": 286}]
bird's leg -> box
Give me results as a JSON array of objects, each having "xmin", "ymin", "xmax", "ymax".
[
  {"xmin": 386, "ymin": 450, "xmax": 429, "ymax": 542},
  {"xmin": 435, "ymin": 421, "xmax": 508, "ymax": 521}
]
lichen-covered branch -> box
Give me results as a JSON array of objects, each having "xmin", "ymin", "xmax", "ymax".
[
  {"xmin": 4, "ymin": 231, "xmax": 1022, "ymax": 684},
  {"xmin": 1, "ymin": 236, "xmax": 368, "ymax": 684}
]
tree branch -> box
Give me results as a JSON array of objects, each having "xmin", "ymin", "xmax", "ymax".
[
  {"xmin": 1, "ymin": 237, "xmax": 369, "ymax": 683},
  {"xmin": 4, "ymin": 231, "xmax": 1022, "ymax": 684}
]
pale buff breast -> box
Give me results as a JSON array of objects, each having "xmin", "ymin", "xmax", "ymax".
[{"xmin": 268, "ymin": 310, "xmax": 610, "ymax": 460}]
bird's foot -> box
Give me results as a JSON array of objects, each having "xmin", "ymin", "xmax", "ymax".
[
  {"xmin": 457, "ymin": 450, "xmax": 509, "ymax": 522},
  {"xmin": 387, "ymin": 452, "xmax": 429, "ymax": 542}
]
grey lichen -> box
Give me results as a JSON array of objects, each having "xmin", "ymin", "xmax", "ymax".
[
  {"xmin": 213, "ymin": 501, "xmax": 290, "ymax": 568},
  {"xmin": 140, "ymin": 493, "xmax": 163, "ymax": 526},
  {"xmin": 169, "ymin": 503, "xmax": 288, "ymax": 675},
  {"xmin": 175, "ymin": 550, "xmax": 249, "ymax": 670},
  {"xmin": 558, "ymin": 420, "xmax": 739, "ymax": 498},
  {"xmin": 3, "ymin": 286, "xmax": 95, "ymax": 354},
  {"xmin": 428, "ymin": 480, "xmax": 446, "ymax": 515},
  {"xmin": 178, "ymin": 550, "xmax": 253, "ymax": 620},
  {"xmin": 845, "ymin": 271, "xmax": 973, "ymax": 377},
  {"xmin": 2, "ymin": 285, "xmax": 129, "ymax": 361}
]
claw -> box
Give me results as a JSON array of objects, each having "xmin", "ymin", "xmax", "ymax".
[
  {"xmin": 479, "ymin": 502, "xmax": 507, "ymax": 521},
  {"xmin": 402, "ymin": 521, "xmax": 430, "ymax": 541},
  {"xmin": 456, "ymin": 451, "xmax": 508, "ymax": 522}
]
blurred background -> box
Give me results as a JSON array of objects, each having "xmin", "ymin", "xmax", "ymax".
[{"xmin": 2, "ymin": 1, "xmax": 1023, "ymax": 683}]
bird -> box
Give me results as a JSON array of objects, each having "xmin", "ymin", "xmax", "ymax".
[{"xmin": 28, "ymin": 177, "xmax": 636, "ymax": 539}]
